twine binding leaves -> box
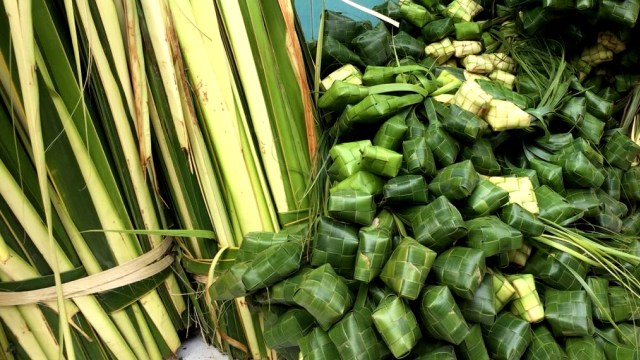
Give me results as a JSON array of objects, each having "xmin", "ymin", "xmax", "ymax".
[{"xmin": 0, "ymin": 237, "xmax": 175, "ymax": 306}]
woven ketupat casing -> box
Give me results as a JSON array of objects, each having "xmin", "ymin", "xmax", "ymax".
[
  {"xmin": 535, "ymin": 185, "xmax": 583, "ymax": 225},
  {"xmin": 457, "ymin": 324, "xmax": 490, "ymax": 360},
  {"xmin": 461, "ymin": 138, "xmax": 501, "ymax": 175},
  {"xmin": 380, "ymin": 237, "xmax": 437, "ymax": 300},
  {"xmin": 235, "ymin": 231, "xmax": 289, "ymax": 263},
  {"xmin": 452, "ymin": 81, "xmax": 492, "ymax": 116},
  {"xmin": 603, "ymin": 129, "xmax": 640, "ymax": 170},
  {"xmin": 402, "ymin": 137, "xmax": 437, "ymax": 177},
  {"xmin": 293, "ymin": 264, "xmax": 353, "ymax": 330},
  {"xmin": 241, "ymin": 241, "xmax": 302, "ymax": 291},
  {"xmin": 371, "ymin": 295, "xmax": 422, "ymax": 358},
  {"xmin": 328, "ymin": 308, "xmax": 390, "ymax": 360},
  {"xmin": 500, "ymin": 203, "xmax": 545, "ymax": 237},
  {"xmin": 263, "ymin": 308, "xmax": 316, "ymax": 349},
  {"xmin": 383, "ymin": 175, "xmax": 429, "ymax": 205},
  {"xmin": 419, "ymin": 285, "xmax": 470, "ymax": 344},
  {"xmin": 403, "ymin": 196, "xmax": 467, "ymax": 252},
  {"xmin": 361, "ymin": 145, "xmax": 403, "ymax": 178},
  {"xmin": 328, "ymin": 189, "xmax": 376, "ymax": 226},
  {"xmin": 428, "ymin": 160, "xmax": 480, "ymax": 200},
  {"xmin": 208, "ymin": 261, "xmax": 250, "ymax": 300},
  {"xmin": 622, "ymin": 166, "xmax": 640, "ymax": 201},
  {"xmin": 330, "ymin": 171, "xmax": 385, "ymax": 196},
  {"xmin": 425, "ymin": 120, "xmax": 461, "ymax": 166},
  {"xmin": 298, "ymin": 327, "xmax": 340, "ymax": 360},
  {"xmin": 491, "ymin": 271, "xmax": 516, "ymax": 312},
  {"xmin": 523, "ymin": 325, "xmax": 567, "ymax": 360},
  {"xmin": 587, "ymin": 277, "xmax": 611, "ymax": 321},
  {"xmin": 507, "ymin": 274, "xmax": 544, "ymax": 323},
  {"xmin": 354, "ymin": 211, "xmax": 393, "ymax": 282},
  {"xmin": 432, "ymin": 246, "xmax": 486, "ymax": 300},
  {"xmin": 374, "ymin": 110, "xmax": 409, "ymax": 150},
  {"xmin": 329, "ymin": 140, "xmax": 371, "ymax": 181},
  {"xmin": 311, "ymin": 216, "xmax": 359, "ymax": 277},
  {"xmin": 565, "ymin": 337, "xmax": 606, "ymax": 360},
  {"xmin": 255, "ymin": 267, "xmax": 312, "ymax": 305},
  {"xmin": 482, "ymin": 312, "xmax": 532, "ymax": 360},
  {"xmin": 545, "ymin": 289, "xmax": 594, "ymax": 337},
  {"xmin": 463, "ymin": 179, "xmax": 510, "ymax": 217},
  {"xmin": 443, "ymin": 104, "xmax": 490, "ymax": 141},
  {"xmin": 464, "ymin": 216, "xmax": 523, "ymax": 257},
  {"xmin": 458, "ymin": 274, "xmax": 497, "ymax": 325}
]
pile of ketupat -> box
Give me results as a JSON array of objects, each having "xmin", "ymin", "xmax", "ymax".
[{"xmin": 207, "ymin": 0, "xmax": 640, "ymax": 359}]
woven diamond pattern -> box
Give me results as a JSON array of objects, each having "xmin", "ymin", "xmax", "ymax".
[
  {"xmin": 465, "ymin": 216, "xmax": 523, "ymax": 257},
  {"xmin": 580, "ymin": 44, "xmax": 614, "ymax": 66},
  {"xmin": 622, "ymin": 166, "xmax": 640, "ymax": 201},
  {"xmin": 432, "ymin": 246, "xmax": 486, "ymax": 299},
  {"xmin": 329, "ymin": 140, "xmax": 371, "ymax": 181},
  {"xmin": 459, "ymin": 274, "xmax": 498, "ymax": 325},
  {"xmin": 486, "ymin": 53, "xmax": 516, "ymax": 73},
  {"xmin": 491, "ymin": 272, "xmax": 516, "ymax": 312},
  {"xmin": 235, "ymin": 232, "xmax": 289, "ymax": 263},
  {"xmin": 452, "ymin": 81, "xmax": 493, "ymax": 117},
  {"xmin": 420, "ymin": 285, "xmax": 470, "ymax": 344},
  {"xmin": 523, "ymin": 325, "xmax": 566, "ymax": 360},
  {"xmin": 403, "ymin": 196, "xmax": 467, "ymax": 251},
  {"xmin": 425, "ymin": 121, "xmax": 460, "ymax": 166},
  {"xmin": 506, "ymin": 274, "xmax": 544, "ymax": 323},
  {"xmin": 530, "ymin": 158, "xmax": 564, "ymax": 193},
  {"xmin": 461, "ymin": 139, "xmax": 501, "ymax": 175},
  {"xmin": 484, "ymin": 99, "xmax": 531, "ymax": 130},
  {"xmin": 535, "ymin": 185, "xmax": 582, "ymax": 225},
  {"xmin": 380, "ymin": 237, "xmax": 437, "ymax": 300},
  {"xmin": 500, "ymin": 203, "xmax": 545, "ymax": 237},
  {"xmin": 403, "ymin": 137, "xmax": 437, "ymax": 177},
  {"xmin": 399, "ymin": 0, "xmax": 434, "ymax": 28},
  {"xmin": 425, "ymin": 38, "xmax": 455, "ymax": 64},
  {"xmin": 331, "ymin": 171, "xmax": 385, "ymax": 196},
  {"xmin": 565, "ymin": 337, "xmax": 605, "ymax": 360},
  {"xmin": 351, "ymin": 26, "xmax": 393, "ymax": 66},
  {"xmin": 463, "ymin": 178, "xmax": 510, "ymax": 217},
  {"xmin": 241, "ymin": 241, "xmax": 303, "ymax": 291},
  {"xmin": 488, "ymin": 70, "xmax": 516, "ymax": 89},
  {"xmin": 263, "ymin": 308, "xmax": 316, "ymax": 349},
  {"xmin": 311, "ymin": 217, "xmax": 359, "ymax": 278},
  {"xmin": 453, "ymin": 40, "xmax": 483, "ymax": 58},
  {"xmin": 429, "ymin": 160, "xmax": 480, "ymax": 200},
  {"xmin": 444, "ymin": 105, "xmax": 490, "ymax": 143},
  {"xmin": 608, "ymin": 286, "xmax": 639, "ymax": 322},
  {"xmin": 457, "ymin": 324, "xmax": 490, "ymax": 360},
  {"xmin": 545, "ymin": 289, "xmax": 594, "ymax": 337},
  {"xmin": 373, "ymin": 111, "xmax": 409, "ymax": 150},
  {"xmin": 354, "ymin": 216, "xmax": 393, "ymax": 282},
  {"xmin": 462, "ymin": 54, "xmax": 494, "ymax": 73},
  {"xmin": 383, "ymin": 175, "xmax": 429, "ymax": 204},
  {"xmin": 558, "ymin": 151, "xmax": 605, "ymax": 188},
  {"xmin": 328, "ymin": 189, "xmax": 376, "ymax": 226},
  {"xmin": 361, "ymin": 145, "xmax": 403, "ymax": 178},
  {"xmin": 372, "ymin": 296, "xmax": 422, "ymax": 358},
  {"xmin": 256, "ymin": 267, "xmax": 312, "ymax": 306},
  {"xmin": 294, "ymin": 264, "xmax": 353, "ymax": 330},
  {"xmin": 482, "ymin": 312, "xmax": 532, "ymax": 360},
  {"xmin": 298, "ymin": 327, "xmax": 340, "ymax": 360},
  {"xmin": 588, "ymin": 277, "xmax": 611, "ymax": 321},
  {"xmin": 209, "ymin": 261, "xmax": 250, "ymax": 301},
  {"xmin": 328, "ymin": 308, "xmax": 390, "ymax": 360}
]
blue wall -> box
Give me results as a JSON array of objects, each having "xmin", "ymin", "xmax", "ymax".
[{"xmin": 295, "ymin": 0, "xmax": 382, "ymax": 40}]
